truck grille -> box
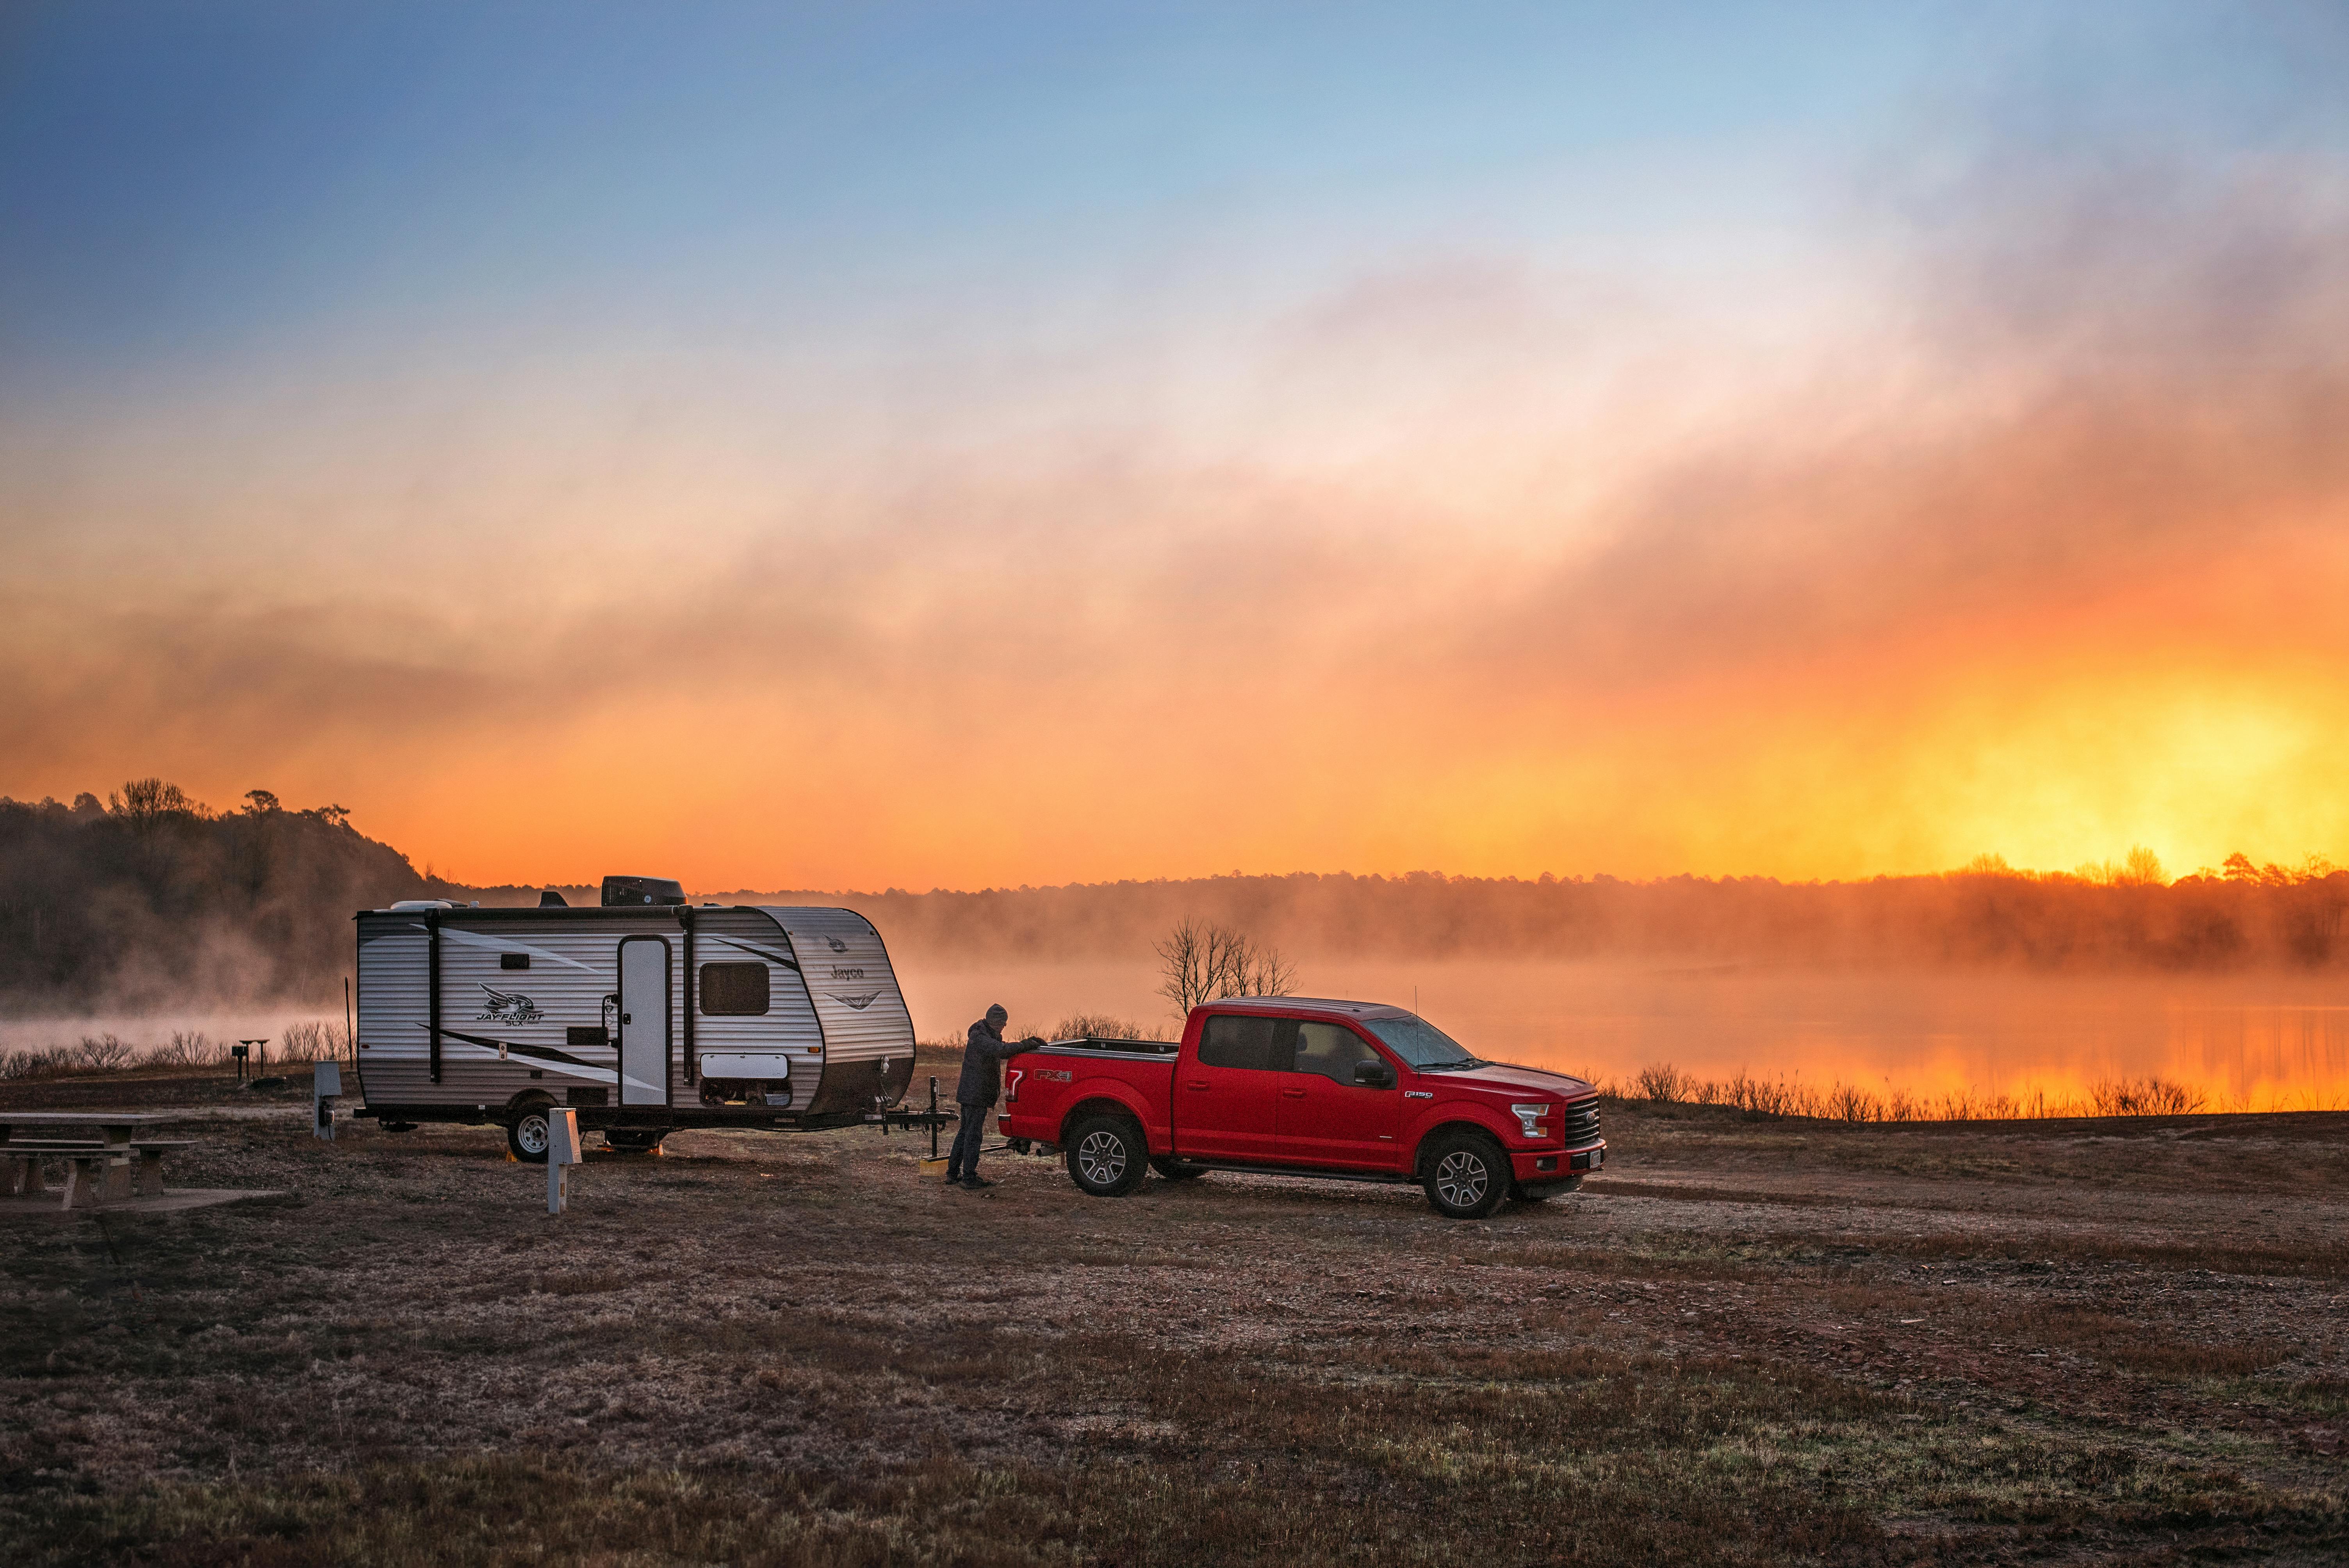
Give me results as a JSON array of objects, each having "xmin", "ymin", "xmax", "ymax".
[{"xmin": 1558, "ymin": 1097, "xmax": 1600, "ymax": 1147}]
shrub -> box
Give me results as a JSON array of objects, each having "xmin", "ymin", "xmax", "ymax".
[
  {"xmin": 146, "ymin": 1029, "xmax": 219, "ymax": 1067},
  {"xmin": 280, "ymin": 1019, "xmax": 333, "ymax": 1058},
  {"xmin": 73, "ymin": 1032, "xmax": 137, "ymax": 1070},
  {"xmin": 1634, "ymin": 1062, "xmax": 1682, "ymax": 1103},
  {"xmin": 0, "ymin": 1047, "xmax": 71, "ymax": 1080},
  {"xmin": 2089, "ymin": 1077, "xmax": 2206, "ymax": 1116},
  {"xmin": 1050, "ymin": 1013, "xmax": 1167, "ymax": 1042},
  {"xmin": 1824, "ymin": 1083, "xmax": 1881, "ymax": 1123}
]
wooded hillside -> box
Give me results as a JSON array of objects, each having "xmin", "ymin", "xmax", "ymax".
[
  {"xmin": 5, "ymin": 779, "xmax": 2346, "ymax": 1010},
  {"xmin": 0, "ymin": 783, "xmax": 438, "ymax": 1009}
]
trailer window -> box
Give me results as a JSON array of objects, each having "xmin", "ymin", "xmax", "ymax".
[
  {"xmin": 699, "ymin": 962, "xmax": 770, "ymax": 1016},
  {"xmin": 1198, "ymin": 1014, "xmax": 1298, "ymax": 1071}
]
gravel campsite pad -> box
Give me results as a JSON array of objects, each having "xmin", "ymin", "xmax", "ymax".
[{"xmin": 3, "ymin": 1053, "xmax": 2345, "ymax": 1566}]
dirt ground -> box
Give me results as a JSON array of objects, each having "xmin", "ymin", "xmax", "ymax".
[{"xmin": 2, "ymin": 1051, "xmax": 2344, "ymax": 1566}]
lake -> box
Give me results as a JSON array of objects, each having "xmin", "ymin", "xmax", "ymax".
[
  {"xmin": 8, "ymin": 961, "xmax": 2346, "ymax": 1112},
  {"xmin": 906, "ymin": 960, "xmax": 2349, "ymax": 1112}
]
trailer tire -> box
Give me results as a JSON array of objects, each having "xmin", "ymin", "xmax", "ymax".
[
  {"xmin": 1066, "ymin": 1113, "xmax": 1148, "ymax": 1198},
  {"xmin": 507, "ymin": 1105, "xmax": 554, "ymax": 1164},
  {"xmin": 1149, "ymin": 1156, "xmax": 1205, "ymax": 1181},
  {"xmin": 1420, "ymin": 1130, "xmax": 1510, "ymax": 1219}
]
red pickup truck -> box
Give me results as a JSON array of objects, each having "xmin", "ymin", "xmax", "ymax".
[{"xmin": 997, "ymin": 997, "xmax": 1603, "ymax": 1219}]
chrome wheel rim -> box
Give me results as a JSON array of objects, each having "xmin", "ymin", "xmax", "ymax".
[
  {"xmin": 1077, "ymin": 1130, "xmax": 1128, "ymax": 1187},
  {"xmin": 1435, "ymin": 1150, "xmax": 1489, "ymax": 1208},
  {"xmin": 517, "ymin": 1114, "xmax": 550, "ymax": 1155}
]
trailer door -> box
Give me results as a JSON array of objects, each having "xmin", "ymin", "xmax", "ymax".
[{"xmin": 617, "ymin": 936, "xmax": 670, "ymax": 1106}]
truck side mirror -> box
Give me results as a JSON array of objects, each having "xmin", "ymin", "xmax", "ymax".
[{"xmin": 1353, "ymin": 1060, "xmax": 1394, "ymax": 1089}]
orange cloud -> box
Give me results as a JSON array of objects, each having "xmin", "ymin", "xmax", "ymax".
[{"xmin": 5, "ymin": 134, "xmax": 2347, "ymax": 891}]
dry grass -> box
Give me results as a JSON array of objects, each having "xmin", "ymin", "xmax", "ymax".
[
  {"xmin": 2, "ymin": 1052, "xmax": 2345, "ymax": 1565},
  {"xmin": 1624, "ymin": 1063, "xmax": 2217, "ymax": 1123}
]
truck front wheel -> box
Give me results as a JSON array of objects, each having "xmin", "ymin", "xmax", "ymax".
[
  {"xmin": 1066, "ymin": 1113, "xmax": 1149, "ymax": 1198},
  {"xmin": 1421, "ymin": 1131, "xmax": 1510, "ymax": 1219}
]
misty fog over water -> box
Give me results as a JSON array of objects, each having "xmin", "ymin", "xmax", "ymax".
[
  {"xmin": 905, "ymin": 962, "xmax": 2349, "ymax": 1111},
  {"xmin": 7, "ymin": 964, "xmax": 2345, "ymax": 1112}
]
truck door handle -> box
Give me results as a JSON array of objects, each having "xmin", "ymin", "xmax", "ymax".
[
  {"xmin": 1280, "ymin": 1087, "xmax": 1307, "ymax": 1098},
  {"xmin": 1185, "ymin": 1081, "xmax": 1210, "ymax": 1092}
]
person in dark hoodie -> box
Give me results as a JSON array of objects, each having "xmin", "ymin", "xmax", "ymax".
[{"xmin": 947, "ymin": 1003, "xmax": 1041, "ymax": 1188}]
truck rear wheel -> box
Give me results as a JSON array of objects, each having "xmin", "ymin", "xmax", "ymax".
[
  {"xmin": 1421, "ymin": 1131, "xmax": 1509, "ymax": 1219},
  {"xmin": 1066, "ymin": 1113, "xmax": 1148, "ymax": 1198}
]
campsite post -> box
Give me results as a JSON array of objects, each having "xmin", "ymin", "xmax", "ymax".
[
  {"xmin": 547, "ymin": 1108, "xmax": 582, "ymax": 1214},
  {"xmin": 313, "ymin": 1060, "xmax": 341, "ymax": 1140}
]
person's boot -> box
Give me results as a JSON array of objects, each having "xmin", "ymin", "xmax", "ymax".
[{"xmin": 960, "ymin": 1174, "xmax": 994, "ymax": 1189}]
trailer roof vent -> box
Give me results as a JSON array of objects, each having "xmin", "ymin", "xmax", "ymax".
[{"xmin": 601, "ymin": 875, "xmax": 685, "ymax": 908}]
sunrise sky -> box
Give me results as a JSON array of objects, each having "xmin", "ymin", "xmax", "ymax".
[{"xmin": 5, "ymin": 2, "xmax": 2347, "ymax": 891}]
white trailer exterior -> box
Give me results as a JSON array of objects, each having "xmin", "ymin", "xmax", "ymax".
[{"xmin": 353, "ymin": 903, "xmax": 921, "ymax": 1151}]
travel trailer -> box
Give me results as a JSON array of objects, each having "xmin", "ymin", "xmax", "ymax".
[{"xmin": 352, "ymin": 877, "xmax": 931, "ymax": 1160}]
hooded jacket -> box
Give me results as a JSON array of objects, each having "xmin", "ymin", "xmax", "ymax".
[{"xmin": 956, "ymin": 1011, "xmax": 1033, "ymax": 1107}]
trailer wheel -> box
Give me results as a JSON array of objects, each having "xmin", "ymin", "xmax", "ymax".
[
  {"xmin": 1421, "ymin": 1131, "xmax": 1509, "ymax": 1219},
  {"xmin": 1149, "ymin": 1156, "xmax": 1205, "ymax": 1181},
  {"xmin": 507, "ymin": 1106, "xmax": 553, "ymax": 1164},
  {"xmin": 1066, "ymin": 1113, "xmax": 1148, "ymax": 1198}
]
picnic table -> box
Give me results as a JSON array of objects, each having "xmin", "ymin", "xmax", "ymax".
[{"xmin": 0, "ymin": 1112, "xmax": 190, "ymax": 1209}]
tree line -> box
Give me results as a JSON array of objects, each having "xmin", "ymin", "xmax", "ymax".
[
  {"xmin": 4, "ymin": 781, "xmax": 2347, "ymax": 1010},
  {"xmin": 0, "ymin": 781, "xmax": 442, "ymax": 1008},
  {"xmin": 758, "ymin": 855, "xmax": 2349, "ymax": 971}
]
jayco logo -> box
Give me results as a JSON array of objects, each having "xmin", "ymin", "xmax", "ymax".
[{"xmin": 829, "ymin": 966, "xmax": 865, "ymax": 980}]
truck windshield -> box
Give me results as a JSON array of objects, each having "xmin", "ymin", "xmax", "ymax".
[{"xmin": 1362, "ymin": 1014, "xmax": 1478, "ymax": 1069}]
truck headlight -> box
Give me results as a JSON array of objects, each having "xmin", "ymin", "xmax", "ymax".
[{"xmin": 1510, "ymin": 1103, "xmax": 1551, "ymax": 1139}]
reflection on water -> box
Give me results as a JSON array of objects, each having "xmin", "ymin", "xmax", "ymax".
[
  {"xmin": 904, "ymin": 961, "xmax": 2349, "ymax": 1111},
  {"xmin": 10, "ymin": 965, "xmax": 2347, "ymax": 1112}
]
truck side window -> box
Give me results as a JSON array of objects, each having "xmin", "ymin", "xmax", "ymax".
[
  {"xmin": 1294, "ymin": 1022, "xmax": 1379, "ymax": 1085},
  {"xmin": 699, "ymin": 962, "xmax": 770, "ymax": 1016},
  {"xmin": 1198, "ymin": 1014, "xmax": 1298, "ymax": 1071}
]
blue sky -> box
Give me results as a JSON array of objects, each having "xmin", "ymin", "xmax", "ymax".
[{"xmin": 2, "ymin": 5, "xmax": 1953, "ymax": 374}]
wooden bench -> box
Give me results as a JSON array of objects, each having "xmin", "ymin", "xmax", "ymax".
[{"xmin": 4, "ymin": 1136, "xmax": 195, "ymax": 1206}]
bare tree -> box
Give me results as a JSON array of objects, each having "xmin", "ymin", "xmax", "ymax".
[
  {"xmin": 1154, "ymin": 918, "xmax": 1213, "ymax": 1016},
  {"xmin": 1156, "ymin": 918, "xmax": 1296, "ymax": 1019},
  {"xmin": 1233, "ymin": 935, "xmax": 1297, "ymax": 998},
  {"xmin": 108, "ymin": 777, "xmax": 200, "ymax": 844}
]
